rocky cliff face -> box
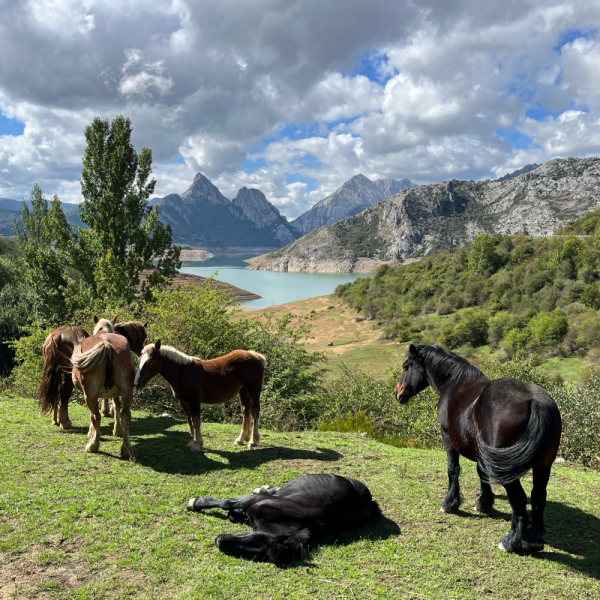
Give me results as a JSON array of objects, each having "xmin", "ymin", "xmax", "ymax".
[
  {"xmin": 292, "ymin": 174, "xmax": 416, "ymax": 235},
  {"xmin": 247, "ymin": 157, "xmax": 600, "ymax": 273},
  {"xmin": 155, "ymin": 174, "xmax": 299, "ymax": 250},
  {"xmin": 231, "ymin": 187, "xmax": 299, "ymax": 245}
]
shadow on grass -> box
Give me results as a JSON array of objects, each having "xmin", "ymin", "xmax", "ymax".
[
  {"xmin": 457, "ymin": 499, "xmax": 600, "ymax": 579},
  {"xmin": 129, "ymin": 415, "xmax": 342, "ymax": 475}
]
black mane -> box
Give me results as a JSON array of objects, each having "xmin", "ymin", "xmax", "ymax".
[{"xmin": 416, "ymin": 345, "xmax": 488, "ymax": 388}]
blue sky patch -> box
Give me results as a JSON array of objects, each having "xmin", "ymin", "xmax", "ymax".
[
  {"xmin": 163, "ymin": 154, "xmax": 185, "ymax": 165},
  {"xmin": 285, "ymin": 174, "xmax": 317, "ymax": 192},
  {"xmin": 0, "ymin": 113, "xmax": 25, "ymax": 136},
  {"xmin": 554, "ymin": 29, "xmax": 596, "ymax": 52},
  {"xmin": 496, "ymin": 129, "xmax": 533, "ymax": 150},
  {"xmin": 351, "ymin": 51, "xmax": 395, "ymax": 85}
]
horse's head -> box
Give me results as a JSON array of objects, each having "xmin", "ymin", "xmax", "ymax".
[
  {"xmin": 93, "ymin": 314, "xmax": 118, "ymax": 335},
  {"xmin": 395, "ymin": 344, "xmax": 429, "ymax": 404},
  {"xmin": 135, "ymin": 339, "xmax": 162, "ymax": 389}
]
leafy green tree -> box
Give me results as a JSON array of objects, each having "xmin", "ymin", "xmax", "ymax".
[
  {"xmin": 14, "ymin": 184, "xmax": 69, "ymax": 321},
  {"xmin": 528, "ymin": 309, "xmax": 569, "ymax": 346},
  {"xmin": 50, "ymin": 115, "xmax": 181, "ymax": 305},
  {"xmin": 469, "ymin": 233, "xmax": 500, "ymax": 274}
]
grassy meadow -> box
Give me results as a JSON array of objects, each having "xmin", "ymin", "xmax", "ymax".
[{"xmin": 1, "ymin": 396, "xmax": 599, "ymax": 600}]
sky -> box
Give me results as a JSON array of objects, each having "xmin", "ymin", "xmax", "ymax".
[{"xmin": 1, "ymin": 1, "xmax": 600, "ymax": 218}]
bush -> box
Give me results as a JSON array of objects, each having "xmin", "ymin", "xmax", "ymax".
[
  {"xmin": 528, "ymin": 309, "xmax": 569, "ymax": 346},
  {"xmin": 438, "ymin": 309, "xmax": 489, "ymax": 348}
]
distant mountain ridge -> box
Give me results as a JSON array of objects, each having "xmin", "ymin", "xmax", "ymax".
[
  {"xmin": 154, "ymin": 173, "xmax": 300, "ymax": 249},
  {"xmin": 0, "ymin": 199, "xmax": 83, "ymax": 236},
  {"xmin": 292, "ymin": 174, "xmax": 416, "ymax": 235},
  {"xmin": 247, "ymin": 157, "xmax": 600, "ymax": 273}
]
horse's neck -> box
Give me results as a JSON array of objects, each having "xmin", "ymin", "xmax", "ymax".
[
  {"xmin": 160, "ymin": 358, "xmax": 186, "ymax": 394},
  {"xmin": 424, "ymin": 360, "xmax": 484, "ymax": 396}
]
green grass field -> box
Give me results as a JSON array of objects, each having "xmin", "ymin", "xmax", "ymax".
[{"xmin": 1, "ymin": 397, "xmax": 599, "ymax": 599}]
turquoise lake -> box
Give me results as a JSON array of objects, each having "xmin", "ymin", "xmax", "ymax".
[{"xmin": 179, "ymin": 254, "xmax": 368, "ymax": 308}]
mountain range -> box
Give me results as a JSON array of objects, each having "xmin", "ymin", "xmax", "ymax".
[
  {"xmin": 292, "ymin": 174, "xmax": 416, "ymax": 235},
  {"xmin": 246, "ymin": 157, "xmax": 600, "ymax": 273}
]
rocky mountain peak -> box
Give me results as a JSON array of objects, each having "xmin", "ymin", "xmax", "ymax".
[{"xmin": 180, "ymin": 172, "xmax": 230, "ymax": 205}]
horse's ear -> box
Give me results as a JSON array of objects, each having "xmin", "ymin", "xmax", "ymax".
[
  {"xmin": 155, "ymin": 339, "xmax": 161, "ymax": 351},
  {"xmin": 143, "ymin": 322, "xmax": 148, "ymax": 329},
  {"xmin": 111, "ymin": 314, "xmax": 118, "ymax": 324},
  {"xmin": 93, "ymin": 315, "xmax": 99, "ymax": 324},
  {"xmin": 409, "ymin": 344, "xmax": 418, "ymax": 356}
]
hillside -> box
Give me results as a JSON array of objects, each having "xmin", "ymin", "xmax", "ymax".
[
  {"xmin": 0, "ymin": 200, "xmax": 84, "ymax": 236},
  {"xmin": 1, "ymin": 397, "xmax": 599, "ymax": 599},
  {"xmin": 292, "ymin": 174, "xmax": 416, "ymax": 235},
  {"xmin": 248, "ymin": 157, "xmax": 600, "ymax": 273},
  {"xmin": 155, "ymin": 173, "xmax": 300, "ymax": 250}
]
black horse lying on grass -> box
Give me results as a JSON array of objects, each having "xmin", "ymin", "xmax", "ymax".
[{"xmin": 187, "ymin": 474, "xmax": 381, "ymax": 566}]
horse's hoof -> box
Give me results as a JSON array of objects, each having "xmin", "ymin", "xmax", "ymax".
[
  {"xmin": 121, "ymin": 446, "xmax": 135, "ymax": 461},
  {"xmin": 189, "ymin": 444, "xmax": 204, "ymax": 453},
  {"xmin": 60, "ymin": 420, "xmax": 73, "ymax": 430},
  {"xmin": 85, "ymin": 443, "xmax": 99, "ymax": 453},
  {"xmin": 247, "ymin": 441, "xmax": 258, "ymax": 449},
  {"xmin": 440, "ymin": 504, "xmax": 458, "ymax": 514},
  {"xmin": 113, "ymin": 426, "xmax": 124, "ymax": 437},
  {"xmin": 498, "ymin": 541, "xmax": 508, "ymax": 552},
  {"xmin": 187, "ymin": 498, "xmax": 196, "ymax": 511},
  {"xmin": 233, "ymin": 439, "xmax": 245, "ymax": 446}
]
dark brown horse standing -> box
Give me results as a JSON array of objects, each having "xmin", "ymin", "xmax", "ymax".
[
  {"xmin": 71, "ymin": 332, "xmax": 136, "ymax": 459},
  {"xmin": 37, "ymin": 316, "xmax": 147, "ymax": 426},
  {"xmin": 135, "ymin": 340, "xmax": 267, "ymax": 451},
  {"xmin": 395, "ymin": 344, "xmax": 562, "ymax": 553}
]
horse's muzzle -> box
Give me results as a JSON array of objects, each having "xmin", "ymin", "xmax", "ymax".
[{"xmin": 394, "ymin": 382, "xmax": 408, "ymax": 404}]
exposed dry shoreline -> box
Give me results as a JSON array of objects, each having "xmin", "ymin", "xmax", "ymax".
[{"xmin": 244, "ymin": 254, "xmax": 417, "ymax": 273}]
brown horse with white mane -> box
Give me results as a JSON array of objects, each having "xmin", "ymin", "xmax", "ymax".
[
  {"xmin": 37, "ymin": 316, "xmax": 147, "ymax": 427},
  {"xmin": 135, "ymin": 340, "xmax": 267, "ymax": 451},
  {"xmin": 71, "ymin": 332, "xmax": 136, "ymax": 459}
]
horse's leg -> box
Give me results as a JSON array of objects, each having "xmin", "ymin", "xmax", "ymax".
[
  {"xmin": 85, "ymin": 394, "xmax": 101, "ymax": 453},
  {"xmin": 248, "ymin": 389, "xmax": 261, "ymax": 449},
  {"xmin": 101, "ymin": 398, "xmax": 111, "ymax": 417},
  {"xmin": 187, "ymin": 492, "xmax": 262, "ymax": 512},
  {"xmin": 119, "ymin": 389, "xmax": 134, "ymax": 460},
  {"xmin": 58, "ymin": 378, "xmax": 73, "ymax": 430},
  {"xmin": 234, "ymin": 390, "xmax": 252, "ymax": 446},
  {"xmin": 112, "ymin": 397, "xmax": 124, "ymax": 437},
  {"xmin": 499, "ymin": 479, "xmax": 531, "ymax": 552},
  {"xmin": 440, "ymin": 431, "xmax": 461, "ymax": 513},
  {"xmin": 529, "ymin": 465, "xmax": 551, "ymax": 550},
  {"xmin": 189, "ymin": 407, "xmax": 204, "ymax": 453},
  {"xmin": 475, "ymin": 463, "xmax": 495, "ymax": 512}
]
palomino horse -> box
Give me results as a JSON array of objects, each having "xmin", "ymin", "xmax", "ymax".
[
  {"xmin": 37, "ymin": 316, "xmax": 147, "ymax": 426},
  {"xmin": 134, "ymin": 340, "xmax": 267, "ymax": 451},
  {"xmin": 71, "ymin": 332, "xmax": 136, "ymax": 459},
  {"xmin": 395, "ymin": 344, "xmax": 562, "ymax": 553}
]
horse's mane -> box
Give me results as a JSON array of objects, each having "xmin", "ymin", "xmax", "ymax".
[
  {"xmin": 114, "ymin": 321, "xmax": 146, "ymax": 350},
  {"xmin": 417, "ymin": 345, "xmax": 488, "ymax": 386},
  {"xmin": 142, "ymin": 343, "xmax": 194, "ymax": 365},
  {"xmin": 93, "ymin": 319, "xmax": 115, "ymax": 334}
]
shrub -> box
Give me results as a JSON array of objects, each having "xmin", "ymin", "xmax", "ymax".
[{"xmin": 528, "ymin": 309, "xmax": 569, "ymax": 346}]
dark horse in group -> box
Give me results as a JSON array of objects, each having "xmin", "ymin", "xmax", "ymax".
[
  {"xmin": 395, "ymin": 344, "xmax": 562, "ymax": 553},
  {"xmin": 37, "ymin": 316, "xmax": 147, "ymax": 428},
  {"xmin": 187, "ymin": 474, "xmax": 381, "ymax": 566}
]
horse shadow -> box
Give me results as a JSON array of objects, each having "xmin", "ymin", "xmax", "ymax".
[
  {"xmin": 129, "ymin": 415, "xmax": 343, "ymax": 475},
  {"xmin": 460, "ymin": 499, "xmax": 600, "ymax": 579}
]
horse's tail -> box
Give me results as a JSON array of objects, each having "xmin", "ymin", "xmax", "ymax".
[
  {"xmin": 477, "ymin": 398, "xmax": 560, "ymax": 485},
  {"xmin": 248, "ymin": 351, "xmax": 268, "ymax": 368},
  {"xmin": 36, "ymin": 332, "xmax": 64, "ymax": 415},
  {"xmin": 72, "ymin": 340, "xmax": 114, "ymax": 390}
]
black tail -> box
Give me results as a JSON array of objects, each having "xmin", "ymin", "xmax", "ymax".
[
  {"xmin": 477, "ymin": 400, "xmax": 559, "ymax": 485},
  {"xmin": 37, "ymin": 333, "xmax": 63, "ymax": 415}
]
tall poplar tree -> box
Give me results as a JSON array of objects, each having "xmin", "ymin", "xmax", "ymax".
[{"xmin": 51, "ymin": 115, "xmax": 180, "ymax": 305}]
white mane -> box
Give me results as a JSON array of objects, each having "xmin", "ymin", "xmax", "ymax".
[
  {"xmin": 142, "ymin": 343, "xmax": 194, "ymax": 365},
  {"xmin": 93, "ymin": 319, "xmax": 115, "ymax": 334}
]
